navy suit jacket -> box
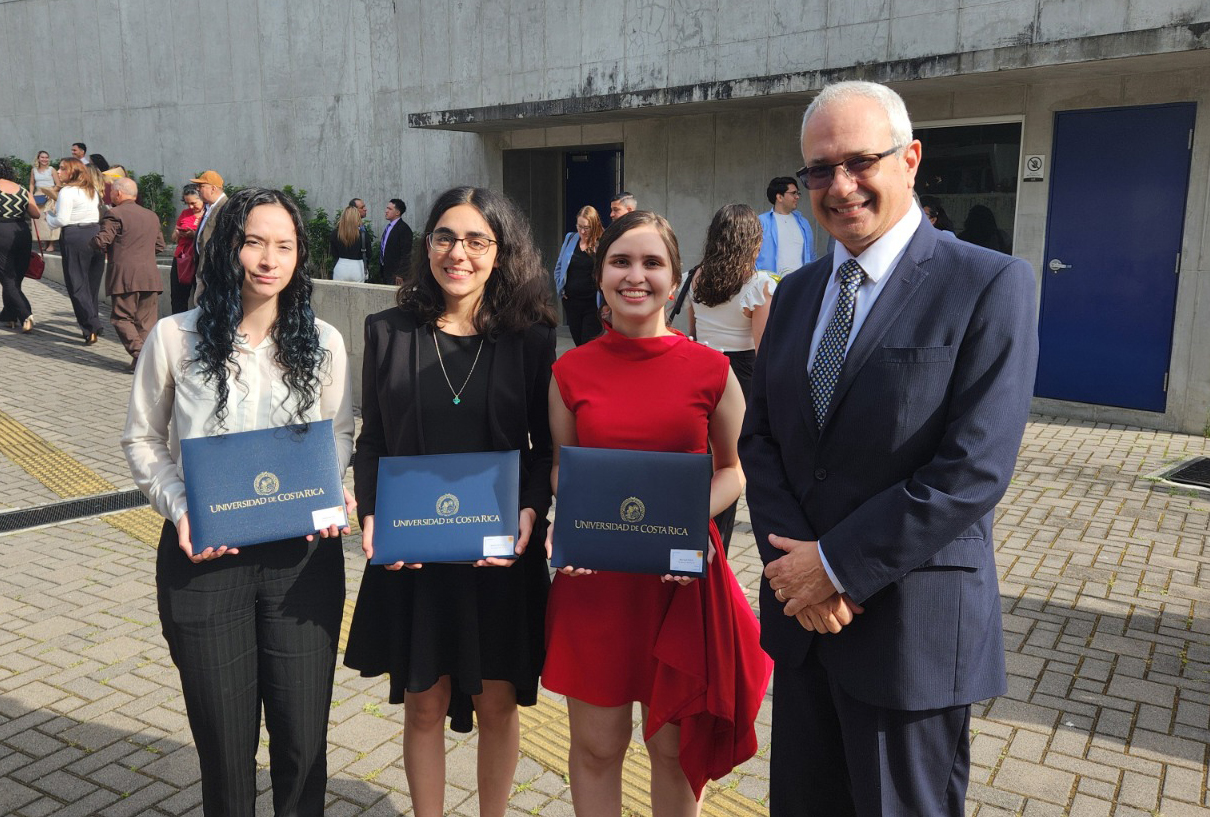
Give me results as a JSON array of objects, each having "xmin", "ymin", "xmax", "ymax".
[
  {"xmin": 739, "ymin": 220, "xmax": 1038, "ymax": 711},
  {"xmin": 381, "ymin": 218, "xmax": 414, "ymax": 281}
]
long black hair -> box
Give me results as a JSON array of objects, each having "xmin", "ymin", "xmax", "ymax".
[
  {"xmin": 195, "ymin": 187, "xmax": 327, "ymax": 427},
  {"xmin": 397, "ymin": 186, "xmax": 555, "ymax": 335}
]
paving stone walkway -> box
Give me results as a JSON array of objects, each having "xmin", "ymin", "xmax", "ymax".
[{"xmin": 0, "ymin": 276, "xmax": 1206, "ymax": 815}]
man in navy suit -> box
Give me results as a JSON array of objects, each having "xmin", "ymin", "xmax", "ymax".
[{"xmin": 739, "ymin": 81, "xmax": 1038, "ymax": 815}]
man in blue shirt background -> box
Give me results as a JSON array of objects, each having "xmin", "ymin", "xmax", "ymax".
[{"xmin": 757, "ymin": 176, "xmax": 814, "ymax": 276}]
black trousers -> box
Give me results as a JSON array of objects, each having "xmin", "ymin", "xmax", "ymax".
[
  {"xmin": 770, "ymin": 645, "xmax": 971, "ymax": 817},
  {"xmin": 564, "ymin": 294, "xmax": 602, "ymax": 346},
  {"xmin": 170, "ymin": 257, "xmax": 194, "ymax": 314},
  {"xmin": 156, "ymin": 521, "xmax": 344, "ymax": 817},
  {"xmin": 59, "ymin": 223, "xmax": 105, "ymax": 337},
  {"xmin": 0, "ymin": 221, "xmax": 32, "ymax": 323}
]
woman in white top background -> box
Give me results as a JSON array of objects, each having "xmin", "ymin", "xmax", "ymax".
[
  {"xmin": 121, "ymin": 187, "xmax": 355, "ymax": 817},
  {"xmin": 687, "ymin": 203, "xmax": 775, "ymax": 553},
  {"xmin": 687, "ymin": 203, "xmax": 776, "ymax": 398},
  {"xmin": 45, "ymin": 156, "xmax": 106, "ymax": 343},
  {"xmin": 28, "ymin": 150, "xmax": 59, "ymax": 252}
]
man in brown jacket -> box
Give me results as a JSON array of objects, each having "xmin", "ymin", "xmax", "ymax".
[{"xmin": 91, "ymin": 176, "xmax": 166, "ymax": 369}]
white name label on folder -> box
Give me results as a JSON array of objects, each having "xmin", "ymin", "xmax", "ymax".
[
  {"xmin": 669, "ymin": 549, "xmax": 704, "ymax": 573},
  {"xmin": 312, "ymin": 506, "xmax": 347, "ymax": 530},
  {"xmin": 483, "ymin": 535, "xmax": 515, "ymax": 557}
]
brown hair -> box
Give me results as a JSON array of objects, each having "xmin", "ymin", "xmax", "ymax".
[
  {"xmin": 593, "ymin": 210, "xmax": 683, "ymax": 291},
  {"xmin": 692, "ymin": 204, "xmax": 762, "ymax": 307},
  {"xmin": 576, "ymin": 205, "xmax": 603, "ymax": 253},
  {"xmin": 57, "ymin": 158, "xmax": 97, "ymax": 200}
]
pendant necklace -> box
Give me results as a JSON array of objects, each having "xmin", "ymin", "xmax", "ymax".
[{"xmin": 433, "ymin": 328, "xmax": 484, "ymax": 405}]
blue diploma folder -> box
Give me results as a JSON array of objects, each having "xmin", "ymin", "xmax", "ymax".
[
  {"xmin": 551, "ymin": 446, "xmax": 712, "ymax": 577},
  {"xmin": 180, "ymin": 420, "xmax": 347, "ymax": 551},
  {"xmin": 372, "ymin": 450, "xmax": 520, "ymax": 565}
]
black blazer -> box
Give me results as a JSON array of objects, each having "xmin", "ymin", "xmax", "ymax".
[
  {"xmin": 380, "ymin": 219, "xmax": 414, "ymax": 281},
  {"xmin": 739, "ymin": 221, "xmax": 1038, "ymax": 711},
  {"xmin": 353, "ymin": 307, "xmax": 556, "ymax": 525}
]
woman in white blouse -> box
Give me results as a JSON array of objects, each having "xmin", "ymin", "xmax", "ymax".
[
  {"xmin": 45, "ymin": 157, "xmax": 106, "ymax": 343},
  {"xmin": 687, "ymin": 203, "xmax": 775, "ymax": 553},
  {"xmin": 121, "ymin": 187, "xmax": 355, "ymax": 817}
]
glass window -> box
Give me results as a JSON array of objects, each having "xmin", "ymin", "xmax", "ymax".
[{"xmin": 915, "ymin": 122, "xmax": 1021, "ymax": 254}]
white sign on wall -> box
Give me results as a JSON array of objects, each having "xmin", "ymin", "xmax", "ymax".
[{"xmin": 1023, "ymin": 154, "xmax": 1045, "ymax": 181}]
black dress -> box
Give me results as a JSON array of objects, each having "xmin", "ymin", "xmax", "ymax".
[
  {"xmin": 344, "ymin": 309, "xmax": 556, "ymax": 733},
  {"xmin": 563, "ymin": 245, "xmax": 601, "ymax": 346}
]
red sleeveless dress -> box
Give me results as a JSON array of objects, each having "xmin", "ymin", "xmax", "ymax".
[{"xmin": 543, "ymin": 325, "xmax": 773, "ymax": 797}]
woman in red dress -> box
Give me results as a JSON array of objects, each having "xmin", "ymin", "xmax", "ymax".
[{"xmin": 544, "ymin": 211, "xmax": 772, "ymax": 816}]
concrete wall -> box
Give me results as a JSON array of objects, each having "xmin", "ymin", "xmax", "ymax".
[{"xmin": 4, "ymin": 1, "xmax": 1206, "ymax": 224}]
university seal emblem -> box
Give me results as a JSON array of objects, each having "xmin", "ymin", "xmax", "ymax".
[
  {"xmin": 436, "ymin": 493, "xmax": 460, "ymax": 517},
  {"xmin": 620, "ymin": 496, "xmax": 646, "ymax": 523},
  {"xmin": 254, "ymin": 472, "xmax": 280, "ymax": 496}
]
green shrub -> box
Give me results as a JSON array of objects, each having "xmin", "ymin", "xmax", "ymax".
[
  {"xmin": 3, "ymin": 156, "xmax": 33, "ymax": 186},
  {"xmin": 130, "ymin": 171, "xmax": 177, "ymax": 237}
]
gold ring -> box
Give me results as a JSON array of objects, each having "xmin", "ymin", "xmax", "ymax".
[{"xmin": 775, "ymin": 588, "xmax": 786, "ymax": 602}]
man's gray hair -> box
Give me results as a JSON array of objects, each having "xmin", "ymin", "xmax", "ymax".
[
  {"xmin": 801, "ymin": 81, "xmax": 914, "ymax": 149},
  {"xmin": 611, "ymin": 192, "xmax": 637, "ymax": 209},
  {"xmin": 113, "ymin": 176, "xmax": 138, "ymax": 198}
]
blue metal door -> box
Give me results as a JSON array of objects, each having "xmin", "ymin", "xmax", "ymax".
[
  {"xmin": 564, "ymin": 149, "xmax": 622, "ymax": 233},
  {"xmin": 1035, "ymin": 103, "xmax": 1195, "ymax": 412}
]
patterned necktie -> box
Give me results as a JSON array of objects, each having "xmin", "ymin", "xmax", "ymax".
[{"xmin": 810, "ymin": 259, "xmax": 866, "ymax": 426}]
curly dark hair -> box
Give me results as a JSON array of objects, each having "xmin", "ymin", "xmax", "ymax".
[
  {"xmin": 0, "ymin": 158, "xmax": 15, "ymax": 182},
  {"xmin": 397, "ymin": 186, "xmax": 556, "ymax": 335},
  {"xmin": 195, "ymin": 187, "xmax": 328, "ymax": 428},
  {"xmin": 691, "ymin": 204, "xmax": 762, "ymax": 307}
]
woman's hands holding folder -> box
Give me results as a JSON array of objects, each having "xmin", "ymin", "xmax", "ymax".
[
  {"xmin": 544, "ymin": 522, "xmax": 596, "ymax": 576},
  {"xmin": 474, "ymin": 508, "xmax": 536, "ymax": 567},
  {"xmin": 358, "ymin": 515, "xmax": 424, "ymax": 570},
  {"xmin": 306, "ymin": 487, "xmax": 356, "ymax": 542},
  {"xmin": 177, "ymin": 512, "xmax": 241, "ymax": 563}
]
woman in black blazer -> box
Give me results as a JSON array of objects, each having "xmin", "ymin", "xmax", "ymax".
[{"xmin": 344, "ymin": 186, "xmax": 557, "ymax": 817}]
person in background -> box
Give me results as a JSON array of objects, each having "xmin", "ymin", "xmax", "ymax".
[
  {"xmin": 757, "ymin": 176, "xmax": 815, "ymax": 277},
  {"xmin": 28, "ymin": 151, "xmax": 60, "ymax": 252},
  {"xmin": 608, "ymin": 191, "xmax": 637, "ymax": 221},
  {"xmin": 329, "ymin": 205, "xmax": 369, "ymax": 282},
  {"xmin": 380, "ymin": 198, "xmax": 413, "ymax": 284},
  {"xmin": 344, "ymin": 186, "xmax": 557, "ymax": 817},
  {"xmin": 544, "ymin": 210, "xmax": 771, "ymax": 816},
  {"xmin": 170, "ymin": 185, "xmax": 204, "ymax": 314},
  {"xmin": 920, "ymin": 195, "xmax": 956, "ymax": 235},
  {"xmin": 70, "ymin": 142, "xmax": 89, "ymax": 164},
  {"xmin": 91, "ymin": 176, "xmax": 166, "ymax": 369},
  {"xmin": 687, "ymin": 203, "xmax": 776, "ymax": 554},
  {"xmin": 0, "ymin": 157, "xmax": 40, "ymax": 333},
  {"xmin": 191, "ymin": 170, "xmax": 228, "ymax": 293},
  {"xmin": 122, "ymin": 187, "xmax": 355, "ymax": 817},
  {"xmin": 46, "ymin": 157, "xmax": 105, "ymax": 343},
  {"xmin": 959, "ymin": 204, "xmax": 1010, "ymax": 253},
  {"xmin": 553, "ymin": 205, "xmax": 604, "ymax": 346}
]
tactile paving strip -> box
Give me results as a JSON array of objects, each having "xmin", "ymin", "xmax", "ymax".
[{"xmin": 0, "ymin": 409, "xmax": 116, "ymax": 498}]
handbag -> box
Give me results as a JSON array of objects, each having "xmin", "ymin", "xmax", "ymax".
[
  {"xmin": 175, "ymin": 244, "xmax": 197, "ymax": 285},
  {"xmin": 27, "ymin": 220, "xmax": 45, "ymax": 280}
]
